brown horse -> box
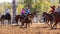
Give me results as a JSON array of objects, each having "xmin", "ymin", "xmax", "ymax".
[
  {"xmin": 20, "ymin": 12, "xmax": 37, "ymax": 28},
  {"xmin": 15, "ymin": 12, "xmax": 36, "ymax": 28},
  {"xmin": 51, "ymin": 12, "xmax": 60, "ymax": 28},
  {"xmin": 0, "ymin": 14, "xmax": 11, "ymax": 25},
  {"xmin": 15, "ymin": 14, "xmax": 32, "ymax": 28},
  {"xmin": 42, "ymin": 12, "xmax": 53, "ymax": 27},
  {"xmin": 15, "ymin": 12, "xmax": 36, "ymax": 24},
  {"xmin": 15, "ymin": 15, "xmax": 21, "ymax": 25},
  {"xmin": 20, "ymin": 15, "xmax": 32, "ymax": 28}
]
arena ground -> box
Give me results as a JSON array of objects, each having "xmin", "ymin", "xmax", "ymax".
[{"xmin": 0, "ymin": 23, "xmax": 60, "ymax": 34}]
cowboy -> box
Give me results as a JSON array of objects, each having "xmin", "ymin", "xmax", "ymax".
[
  {"xmin": 4, "ymin": 8, "xmax": 10, "ymax": 18},
  {"xmin": 25, "ymin": 7, "xmax": 30, "ymax": 15},
  {"xmin": 5, "ymin": 8, "xmax": 10, "ymax": 14},
  {"xmin": 21, "ymin": 8, "xmax": 25, "ymax": 17},
  {"xmin": 50, "ymin": 6, "xmax": 56, "ymax": 13},
  {"xmin": 5, "ymin": 8, "xmax": 10, "ymax": 16},
  {"xmin": 56, "ymin": 5, "xmax": 60, "ymax": 15}
]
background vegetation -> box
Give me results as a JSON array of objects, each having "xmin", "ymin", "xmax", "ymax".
[{"xmin": 0, "ymin": 0, "xmax": 59, "ymax": 15}]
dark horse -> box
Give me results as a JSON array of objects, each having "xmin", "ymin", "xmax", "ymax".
[
  {"xmin": 20, "ymin": 15, "xmax": 32, "ymax": 28},
  {"xmin": 42, "ymin": 12, "xmax": 53, "ymax": 27},
  {"xmin": 15, "ymin": 12, "xmax": 36, "ymax": 28},
  {"xmin": 0, "ymin": 13, "xmax": 11, "ymax": 25},
  {"xmin": 51, "ymin": 12, "xmax": 60, "ymax": 28},
  {"xmin": 15, "ymin": 15, "xmax": 21, "ymax": 25},
  {"xmin": 15, "ymin": 12, "xmax": 36, "ymax": 25}
]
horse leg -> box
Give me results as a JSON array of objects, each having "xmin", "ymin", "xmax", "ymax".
[
  {"xmin": 20, "ymin": 22, "xmax": 24, "ymax": 28},
  {"xmin": 28, "ymin": 23, "xmax": 30, "ymax": 27},
  {"xmin": 43, "ymin": 17, "xmax": 45, "ymax": 22},
  {"xmin": 51, "ymin": 21, "xmax": 58, "ymax": 28},
  {"xmin": 46, "ymin": 20, "xmax": 50, "ymax": 25},
  {"xmin": 16, "ymin": 20, "xmax": 18, "ymax": 25},
  {"xmin": 25, "ymin": 23, "xmax": 27, "ymax": 28},
  {"xmin": 31, "ymin": 22, "xmax": 32, "ymax": 24},
  {"xmin": 30, "ymin": 21, "xmax": 32, "ymax": 25},
  {"xmin": 46, "ymin": 20, "xmax": 52, "ymax": 27},
  {"xmin": 49, "ymin": 21, "xmax": 53, "ymax": 27},
  {"xmin": 44, "ymin": 18, "xmax": 47, "ymax": 22},
  {"xmin": 20, "ymin": 23, "xmax": 22, "ymax": 28},
  {"xmin": 1, "ymin": 19, "xmax": 4, "ymax": 25},
  {"xmin": 8, "ymin": 20, "xmax": 11, "ymax": 25}
]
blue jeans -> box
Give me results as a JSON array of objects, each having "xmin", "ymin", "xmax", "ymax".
[
  {"xmin": 5, "ymin": 13, "xmax": 10, "ymax": 19},
  {"xmin": 5, "ymin": 13, "xmax": 10, "ymax": 17},
  {"xmin": 21, "ymin": 14, "xmax": 25, "ymax": 18}
]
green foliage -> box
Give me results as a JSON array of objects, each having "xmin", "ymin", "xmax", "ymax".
[
  {"xmin": 24, "ymin": 0, "xmax": 33, "ymax": 11},
  {"xmin": 17, "ymin": 4, "xmax": 24, "ymax": 14},
  {"xmin": 2, "ymin": 3, "xmax": 12, "ymax": 9},
  {"xmin": 0, "ymin": 0, "xmax": 59, "ymax": 14}
]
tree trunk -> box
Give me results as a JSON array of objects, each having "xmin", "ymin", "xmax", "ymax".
[{"xmin": 12, "ymin": 0, "xmax": 16, "ymax": 24}]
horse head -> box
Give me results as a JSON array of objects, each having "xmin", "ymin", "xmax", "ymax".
[{"xmin": 42, "ymin": 12, "xmax": 49, "ymax": 17}]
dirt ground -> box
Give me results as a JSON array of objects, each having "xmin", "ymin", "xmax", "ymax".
[{"xmin": 0, "ymin": 23, "xmax": 60, "ymax": 34}]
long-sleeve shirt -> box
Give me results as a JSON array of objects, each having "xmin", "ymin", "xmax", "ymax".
[
  {"xmin": 5, "ymin": 9, "xmax": 10, "ymax": 15},
  {"xmin": 21, "ymin": 9, "xmax": 25, "ymax": 14},
  {"xmin": 56, "ymin": 8, "xmax": 60, "ymax": 12},
  {"xmin": 25, "ymin": 9, "xmax": 30, "ymax": 14}
]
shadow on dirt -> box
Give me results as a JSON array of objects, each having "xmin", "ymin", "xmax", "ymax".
[
  {"xmin": 36, "ymin": 26, "xmax": 48, "ymax": 29},
  {"xmin": 50, "ymin": 28, "xmax": 60, "ymax": 30}
]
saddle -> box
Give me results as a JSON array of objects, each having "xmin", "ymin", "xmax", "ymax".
[{"xmin": 5, "ymin": 13, "xmax": 10, "ymax": 19}]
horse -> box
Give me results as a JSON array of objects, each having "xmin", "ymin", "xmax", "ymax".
[
  {"xmin": 15, "ymin": 14, "xmax": 32, "ymax": 28},
  {"xmin": 15, "ymin": 15, "xmax": 21, "ymax": 25},
  {"xmin": 15, "ymin": 12, "xmax": 36, "ymax": 28},
  {"xmin": 42, "ymin": 12, "xmax": 53, "ymax": 27},
  {"xmin": 51, "ymin": 12, "xmax": 60, "ymax": 28},
  {"xmin": 20, "ymin": 12, "xmax": 37, "ymax": 28},
  {"xmin": 42, "ymin": 12, "xmax": 47, "ymax": 22},
  {"xmin": 0, "ymin": 13, "xmax": 11, "ymax": 25},
  {"xmin": 20, "ymin": 15, "xmax": 32, "ymax": 28},
  {"xmin": 15, "ymin": 12, "xmax": 36, "ymax": 24}
]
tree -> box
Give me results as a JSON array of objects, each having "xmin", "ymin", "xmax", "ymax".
[
  {"xmin": 59, "ymin": 0, "xmax": 60, "ymax": 4},
  {"xmin": 18, "ymin": 0, "xmax": 59, "ymax": 14},
  {"xmin": 17, "ymin": 4, "xmax": 24, "ymax": 15},
  {"xmin": 24, "ymin": 0, "xmax": 33, "ymax": 12},
  {"xmin": 32, "ymin": 0, "xmax": 43, "ymax": 13},
  {"xmin": 12, "ymin": 0, "xmax": 16, "ymax": 23}
]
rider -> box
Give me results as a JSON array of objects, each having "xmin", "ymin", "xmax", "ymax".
[
  {"xmin": 49, "ymin": 6, "xmax": 56, "ymax": 16},
  {"xmin": 25, "ymin": 7, "xmax": 30, "ymax": 16},
  {"xmin": 50, "ymin": 6, "xmax": 56, "ymax": 13},
  {"xmin": 5, "ymin": 8, "xmax": 10, "ymax": 17},
  {"xmin": 21, "ymin": 8, "xmax": 25, "ymax": 17},
  {"xmin": 56, "ymin": 5, "xmax": 60, "ymax": 15}
]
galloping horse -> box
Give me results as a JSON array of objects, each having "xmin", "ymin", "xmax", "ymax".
[
  {"xmin": 51, "ymin": 12, "xmax": 60, "ymax": 28},
  {"xmin": 20, "ymin": 12, "xmax": 37, "ymax": 28},
  {"xmin": 15, "ymin": 14, "xmax": 32, "ymax": 28},
  {"xmin": 42, "ymin": 12, "xmax": 53, "ymax": 27},
  {"xmin": 15, "ymin": 15, "xmax": 21, "ymax": 25},
  {"xmin": 20, "ymin": 15, "xmax": 32, "ymax": 28},
  {"xmin": 0, "ymin": 13, "xmax": 11, "ymax": 25},
  {"xmin": 15, "ymin": 12, "xmax": 36, "ymax": 28},
  {"xmin": 15, "ymin": 12, "xmax": 36, "ymax": 24}
]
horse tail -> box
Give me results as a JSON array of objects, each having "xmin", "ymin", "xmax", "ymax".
[{"xmin": 1, "ymin": 15, "xmax": 5, "ymax": 19}]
